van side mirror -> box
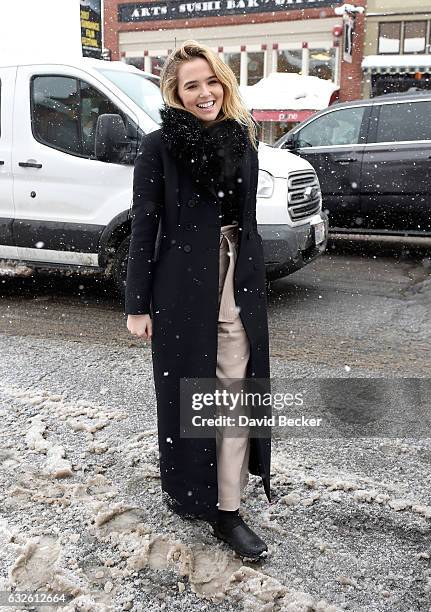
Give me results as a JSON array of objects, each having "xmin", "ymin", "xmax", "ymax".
[{"xmin": 95, "ymin": 114, "xmax": 128, "ymax": 163}]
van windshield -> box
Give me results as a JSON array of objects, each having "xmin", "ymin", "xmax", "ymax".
[{"xmin": 96, "ymin": 69, "xmax": 162, "ymax": 123}]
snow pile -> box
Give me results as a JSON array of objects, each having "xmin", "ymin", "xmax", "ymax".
[
  {"xmin": 0, "ymin": 262, "xmax": 33, "ymax": 277},
  {"xmin": 239, "ymin": 73, "xmax": 339, "ymax": 111}
]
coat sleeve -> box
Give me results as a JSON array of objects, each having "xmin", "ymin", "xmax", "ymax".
[{"xmin": 124, "ymin": 132, "xmax": 164, "ymax": 315}]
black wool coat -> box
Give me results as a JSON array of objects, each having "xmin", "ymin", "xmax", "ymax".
[{"xmin": 125, "ymin": 107, "xmax": 271, "ymax": 522}]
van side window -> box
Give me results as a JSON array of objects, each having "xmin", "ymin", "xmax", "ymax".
[
  {"xmin": 31, "ymin": 76, "xmax": 139, "ymax": 159},
  {"xmin": 296, "ymin": 107, "xmax": 366, "ymax": 148},
  {"xmin": 79, "ymin": 80, "xmax": 119, "ymax": 156},
  {"xmin": 32, "ymin": 76, "xmax": 81, "ymax": 154},
  {"xmin": 376, "ymin": 101, "xmax": 431, "ymax": 143}
]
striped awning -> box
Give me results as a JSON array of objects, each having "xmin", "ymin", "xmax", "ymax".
[{"xmin": 362, "ymin": 55, "xmax": 431, "ymax": 75}]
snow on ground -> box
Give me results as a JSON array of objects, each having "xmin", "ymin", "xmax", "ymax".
[{"xmin": 1, "ymin": 332, "xmax": 430, "ymax": 611}]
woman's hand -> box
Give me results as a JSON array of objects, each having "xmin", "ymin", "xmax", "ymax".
[{"xmin": 127, "ymin": 314, "xmax": 152, "ymax": 341}]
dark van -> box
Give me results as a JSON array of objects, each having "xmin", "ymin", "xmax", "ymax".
[{"xmin": 274, "ymin": 91, "xmax": 431, "ymax": 244}]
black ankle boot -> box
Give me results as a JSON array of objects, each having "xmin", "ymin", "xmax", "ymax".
[{"xmin": 211, "ymin": 509, "xmax": 268, "ymax": 561}]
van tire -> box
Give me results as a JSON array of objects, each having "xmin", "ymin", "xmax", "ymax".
[{"xmin": 112, "ymin": 235, "xmax": 130, "ymax": 299}]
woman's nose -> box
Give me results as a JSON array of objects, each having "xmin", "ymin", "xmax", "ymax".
[{"xmin": 199, "ymin": 84, "xmax": 211, "ymax": 97}]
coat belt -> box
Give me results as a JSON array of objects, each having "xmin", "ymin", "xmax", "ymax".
[{"xmin": 219, "ymin": 222, "xmax": 240, "ymax": 323}]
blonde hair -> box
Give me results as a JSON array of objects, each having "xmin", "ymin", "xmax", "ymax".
[{"xmin": 159, "ymin": 39, "xmax": 258, "ymax": 151}]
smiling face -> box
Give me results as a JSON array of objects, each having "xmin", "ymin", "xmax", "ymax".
[{"xmin": 176, "ymin": 57, "xmax": 224, "ymax": 125}]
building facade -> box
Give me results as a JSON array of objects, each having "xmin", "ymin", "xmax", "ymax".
[
  {"xmin": 104, "ymin": 0, "xmax": 366, "ymax": 140},
  {"xmin": 363, "ymin": 0, "xmax": 431, "ymax": 97}
]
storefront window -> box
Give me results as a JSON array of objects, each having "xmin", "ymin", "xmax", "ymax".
[
  {"xmin": 224, "ymin": 52, "xmax": 240, "ymax": 82},
  {"xmin": 403, "ymin": 21, "xmax": 427, "ymax": 54},
  {"xmin": 309, "ymin": 48, "xmax": 335, "ymax": 81},
  {"xmin": 257, "ymin": 121, "xmax": 298, "ymax": 146},
  {"xmin": 277, "ymin": 49, "xmax": 302, "ymax": 74},
  {"xmin": 378, "ymin": 22, "xmax": 401, "ymax": 54},
  {"xmin": 150, "ymin": 56, "xmax": 166, "ymax": 76},
  {"xmin": 247, "ymin": 52, "xmax": 264, "ymax": 85}
]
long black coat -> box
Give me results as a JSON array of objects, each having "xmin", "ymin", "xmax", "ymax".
[{"xmin": 125, "ymin": 121, "xmax": 271, "ymax": 522}]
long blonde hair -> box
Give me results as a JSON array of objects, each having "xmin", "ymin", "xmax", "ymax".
[{"xmin": 159, "ymin": 39, "xmax": 258, "ymax": 151}]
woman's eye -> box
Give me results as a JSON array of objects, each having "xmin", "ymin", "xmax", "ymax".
[{"xmin": 187, "ymin": 80, "xmax": 218, "ymax": 90}]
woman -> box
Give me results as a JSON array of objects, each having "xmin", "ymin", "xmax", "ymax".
[{"xmin": 125, "ymin": 40, "xmax": 271, "ymax": 561}]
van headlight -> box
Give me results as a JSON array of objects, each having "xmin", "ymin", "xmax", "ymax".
[{"xmin": 257, "ymin": 170, "xmax": 274, "ymax": 198}]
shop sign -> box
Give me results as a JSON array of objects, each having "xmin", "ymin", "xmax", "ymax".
[
  {"xmin": 252, "ymin": 109, "xmax": 316, "ymax": 122},
  {"xmin": 119, "ymin": 0, "xmax": 343, "ymax": 22},
  {"xmin": 81, "ymin": 0, "xmax": 102, "ymax": 59}
]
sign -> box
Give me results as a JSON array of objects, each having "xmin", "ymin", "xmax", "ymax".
[
  {"xmin": 81, "ymin": 0, "xmax": 102, "ymax": 58},
  {"xmin": 343, "ymin": 14, "xmax": 354, "ymax": 64},
  {"xmin": 119, "ymin": 0, "xmax": 343, "ymax": 22},
  {"xmin": 252, "ymin": 109, "xmax": 316, "ymax": 123}
]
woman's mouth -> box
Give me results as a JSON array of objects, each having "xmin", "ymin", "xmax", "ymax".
[{"xmin": 196, "ymin": 100, "xmax": 215, "ymax": 111}]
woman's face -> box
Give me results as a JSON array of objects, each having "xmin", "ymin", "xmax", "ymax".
[{"xmin": 177, "ymin": 57, "xmax": 224, "ymax": 125}]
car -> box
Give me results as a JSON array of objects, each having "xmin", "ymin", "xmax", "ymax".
[
  {"xmin": 274, "ymin": 91, "xmax": 431, "ymax": 245},
  {"xmin": 0, "ymin": 57, "xmax": 328, "ymax": 296}
]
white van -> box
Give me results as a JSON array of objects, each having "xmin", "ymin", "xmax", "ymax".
[{"xmin": 0, "ymin": 58, "xmax": 328, "ymax": 294}]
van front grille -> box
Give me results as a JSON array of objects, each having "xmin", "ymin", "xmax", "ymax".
[{"xmin": 287, "ymin": 170, "xmax": 321, "ymax": 221}]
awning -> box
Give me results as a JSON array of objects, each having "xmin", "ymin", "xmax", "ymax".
[
  {"xmin": 252, "ymin": 110, "xmax": 316, "ymax": 122},
  {"xmin": 362, "ymin": 55, "xmax": 431, "ymax": 74}
]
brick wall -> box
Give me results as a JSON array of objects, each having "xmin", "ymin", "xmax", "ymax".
[{"xmin": 339, "ymin": 0, "xmax": 367, "ymax": 101}]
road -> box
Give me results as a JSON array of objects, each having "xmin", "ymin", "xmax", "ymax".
[{"xmin": 1, "ymin": 244, "xmax": 430, "ymax": 374}]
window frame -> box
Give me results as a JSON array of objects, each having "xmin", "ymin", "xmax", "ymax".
[
  {"xmin": 276, "ymin": 48, "xmax": 303, "ymax": 75},
  {"xmin": 402, "ymin": 20, "xmax": 427, "ymax": 55},
  {"xmin": 308, "ymin": 46, "xmax": 336, "ymax": 81},
  {"xmin": 378, "ymin": 21, "xmax": 402, "ymax": 55},
  {"xmin": 247, "ymin": 50, "xmax": 265, "ymax": 86}
]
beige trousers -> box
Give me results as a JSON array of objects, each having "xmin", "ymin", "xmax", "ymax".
[{"xmin": 216, "ymin": 222, "xmax": 251, "ymax": 511}]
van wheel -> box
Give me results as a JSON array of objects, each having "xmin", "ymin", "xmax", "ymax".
[{"xmin": 112, "ymin": 236, "xmax": 130, "ymax": 299}]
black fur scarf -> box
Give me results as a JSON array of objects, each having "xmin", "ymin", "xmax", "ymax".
[{"xmin": 159, "ymin": 103, "xmax": 250, "ymax": 191}]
